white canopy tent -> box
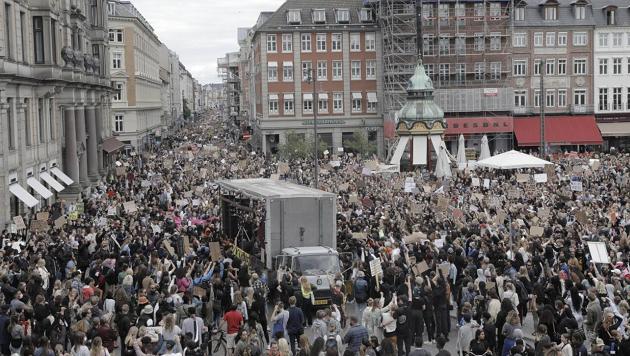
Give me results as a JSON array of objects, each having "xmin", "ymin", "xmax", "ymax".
[{"xmin": 476, "ymin": 150, "xmax": 553, "ymax": 170}]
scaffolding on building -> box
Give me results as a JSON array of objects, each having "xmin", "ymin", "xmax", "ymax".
[
  {"xmin": 373, "ymin": 0, "xmax": 515, "ymax": 159},
  {"xmin": 217, "ymin": 52, "xmax": 242, "ymax": 120}
]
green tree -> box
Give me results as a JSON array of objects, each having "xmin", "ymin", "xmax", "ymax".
[
  {"xmin": 345, "ymin": 130, "xmax": 376, "ymax": 156},
  {"xmin": 183, "ymin": 98, "xmax": 191, "ymax": 119},
  {"xmin": 278, "ymin": 131, "xmax": 328, "ymax": 160}
]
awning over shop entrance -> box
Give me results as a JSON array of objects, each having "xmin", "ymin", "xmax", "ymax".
[
  {"xmin": 597, "ymin": 122, "xmax": 630, "ymax": 137},
  {"xmin": 9, "ymin": 183, "xmax": 39, "ymax": 208},
  {"xmin": 514, "ymin": 116, "xmax": 603, "ymax": 146},
  {"xmin": 102, "ymin": 137, "xmax": 124, "ymax": 153}
]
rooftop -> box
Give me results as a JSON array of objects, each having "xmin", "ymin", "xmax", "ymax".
[{"xmin": 218, "ymin": 178, "xmax": 336, "ymax": 199}]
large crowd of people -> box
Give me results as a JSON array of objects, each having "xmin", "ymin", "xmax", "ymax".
[{"xmin": 1, "ymin": 110, "xmax": 630, "ymax": 356}]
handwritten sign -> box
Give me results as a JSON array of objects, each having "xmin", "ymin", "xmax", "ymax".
[
  {"xmin": 209, "ymin": 242, "xmax": 222, "ymax": 261},
  {"xmin": 516, "ymin": 174, "xmax": 529, "ymax": 183},
  {"xmin": 587, "ymin": 241, "xmax": 609, "ymax": 264},
  {"xmin": 534, "ymin": 173, "xmax": 548, "ymax": 183},
  {"xmin": 123, "ymin": 201, "xmax": 138, "ymax": 214},
  {"xmin": 36, "ymin": 212, "xmax": 49, "ymax": 221},
  {"xmin": 369, "ymin": 258, "xmax": 383, "ymax": 277},
  {"xmin": 12, "ymin": 216, "xmax": 26, "ymax": 230},
  {"xmin": 530, "ymin": 226, "xmax": 544, "ymax": 237},
  {"xmin": 54, "ymin": 216, "xmax": 66, "ymax": 229},
  {"xmin": 30, "ymin": 220, "xmax": 48, "ymax": 232}
]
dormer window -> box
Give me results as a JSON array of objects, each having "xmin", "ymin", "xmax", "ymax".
[
  {"xmin": 336, "ymin": 8, "xmax": 350, "ymax": 23},
  {"xmin": 312, "ymin": 9, "xmax": 326, "ymax": 24},
  {"xmin": 515, "ymin": 7, "xmax": 525, "ymax": 21},
  {"xmin": 360, "ymin": 8, "xmax": 374, "ymax": 22},
  {"xmin": 575, "ymin": 5, "xmax": 585, "ymax": 20},
  {"xmin": 544, "ymin": 6, "xmax": 557, "ymax": 20},
  {"xmin": 287, "ymin": 9, "xmax": 301, "ymax": 24},
  {"xmin": 607, "ymin": 9, "xmax": 616, "ymax": 25}
]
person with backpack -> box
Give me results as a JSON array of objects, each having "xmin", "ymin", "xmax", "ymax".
[
  {"xmin": 353, "ymin": 271, "xmax": 369, "ymax": 324},
  {"xmin": 343, "ymin": 316, "xmax": 368, "ymax": 355},
  {"xmin": 325, "ymin": 322, "xmax": 343, "ymax": 355},
  {"xmin": 287, "ymin": 296, "xmax": 305, "ymax": 356},
  {"xmin": 409, "ymin": 276, "xmax": 426, "ymax": 346}
]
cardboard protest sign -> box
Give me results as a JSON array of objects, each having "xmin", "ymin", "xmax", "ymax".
[
  {"xmin": 538, "ymin": 208, "xmax": 549, "ymax": 219},
  {"xmin": 369, "ymin": 258, "xmax": 383, "ymax": 277},
  {"xmin": 36, "ymin": 212, "xmax": 49, "ymax": 221},
  {"xmin": 516, "ymin": 174, "xmax": 529, "ymax": 183},
  {"xmin": 183, "ymin": 236, "xmax": 192, "ymax": 254},
  {"xmin": 508, "ymin": 189, "xmax": 519, "ymax": 199},
  {"xmin": 352, "ymin": 232, "xmax": 367, "ymax": 240},
  {"xmin": 534, "ymin": 173, "xmax": 548, "ymax": 183},
  {"xmin": 195, "ymin": 186, "xmax": 205, "ymax": 195},
  {"xmin": 193, "ymin": 286, "xmax": 207, "ymax": 298},
  {"xmin": 12, "ymin": 216, "xmax": 26, "ymax": 230},
  {"xmin": 338, "ymin": 183, "xmax": 349, "ymax": 192},
  {"xmin": 162, "ymin": 240, "xmax": 175, "ymax": 256},
  {"xmin": 209, "ymin": 242, "xmax": 222, "ymax": 261},
  {"xmin": 413, "ymin": 261, "xmax": 430, "ymax": 276},
  {"xmin": 277, "ymin": 163, "xmax": 290, "ymax": 175},
  {"xmin": 576, "ymin": 210, "xmax": 588, "ymax": 225},
  {"xmin": 349, "ymin": 194, "xmax": 359, "ymax": 204},
  {"xmin": 365, "ymin": 160, "xmax": 379, "ymax": 171},
  {"xmin": 107, "ymin": 206, "xmax": 117, "ymax": 216},
  {"xmin": 587, "ymin": 241, "xmax": 609, "ymax": 264},
  {"xmin": 54, "ymin": 216, "xmax": 66, "ymax": 229},
  {"xmin": 530, "ymin": 226, "xmax": 544, "ymax": 237},
  {"xmin": 437, "ymin": 197, "xmax": 449, "ymax": 211},
  {"xmin": 123, "ymin": 201, "xmax": 138, "ymax": 214},
  {"xmin": 471, "ymin": 178, "xmax": 480, "ymax": 187},
  {"xmin": 30, "ymin": 220, "xmax": 48, "ymax": 232},
  {"xmin": 494, "ymin": 212, "xmax": 506, "ymax": 226},
  {"xmin": 404, "ymin": 231, "xmax": 427, "ymax": 244},
  {"xmin": 270, "ymin": 174, "xmax": 280, "ymax": 180}
]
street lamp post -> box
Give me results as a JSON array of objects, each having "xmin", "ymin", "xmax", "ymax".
[{"xmin": 308, "ymin": 69, "xmax": 319, "ymax": 189}]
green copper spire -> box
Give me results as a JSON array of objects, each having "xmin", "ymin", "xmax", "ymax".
[{"xmin": 396, "ymin": 60, "xmax": 446, "ymax": 130}]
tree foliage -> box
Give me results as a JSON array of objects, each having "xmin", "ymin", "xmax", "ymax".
[
  {"xmin": 183, "ymin": 98, "xmax": 191, "ymax": 119},
  {"xmin": 345, "ymin": 130, "xmax": 376, "ymax": 157},
  {"xmin": 278, "ymin": 131, "xmax": 328, "ymax": 160}
]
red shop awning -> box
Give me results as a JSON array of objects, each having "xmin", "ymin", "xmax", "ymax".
[
  {"xmin": 445, "ymin": 116, "xmax": 514, "ymax": 135},
  {"xmin": 514, "ymin": 115, "xmax": 603, "ymax": 146}
]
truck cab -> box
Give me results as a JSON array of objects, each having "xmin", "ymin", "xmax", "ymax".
[{"xmin": 275, "ymin": 246, "xmax": 343, "ymax": 307}]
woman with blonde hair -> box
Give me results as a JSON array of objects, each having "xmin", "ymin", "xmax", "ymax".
[
  {"xmin": 90, "ymin": 337, "xmax": 109, "ymax": 356},
  {"xmin": 362, "ymin": 295, "xmax": 384, "ymax": 339},
  {"xmin": 159, "ymin": 313, "xmax": 182, "ymax": 353},
  {"xmin": 300, "ymin": 276, "xmax": 315, "ymax": 326},
  {"xmin": 234, "ymin": 290, "xmax": 249, "ymax": 321},
  {"xmin": 122, "ymin": 326, "xmax": 138, "ymax": 356},
  {"xmin": 278, "ymin": 337, "xmax": 293, "ymax": 356}
]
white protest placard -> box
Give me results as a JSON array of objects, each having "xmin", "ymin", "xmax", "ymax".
[
  {"xmin": 534, "ymin": 173, "xmax": 548, "ymax": 183},
  {"xmin": 483, "ymin": 179, "xmax": 490, "ymax": 189},
  {"xmin": 471, "ymin": 178, "xmax": 480, "ymax": 187},
  {"xmin": 123, "ymin": 201, "xmax": 138, "ymax": 214},
  {"xmin": 12, "ymin": 216, "xmax": 26, "ymax": 230},
  {"xmin": 330, "ymin": 160, "xmax": 341, "ymax": 167},
  {"xmin": 369, "ymin": 258, "xmax": 383, "ymax": 277},
  {"xmin": 107, "ymin": 206, "xmax": 117, "ymax": 216},
  {"xmin": 570, "ymin": 178, "xmax": 583, "ymax": 192},
  {"xmin": 361, "ymin": 167, "xmax": 373, "ymax": 176},
  {"xmin": 587, "ymin": 241, "xmax": 610, "ymax": 264}
]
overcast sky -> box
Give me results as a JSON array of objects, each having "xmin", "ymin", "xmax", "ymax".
[{"xmin": 131, "ymin": 0, "xmax": 285, "ymax": 85}]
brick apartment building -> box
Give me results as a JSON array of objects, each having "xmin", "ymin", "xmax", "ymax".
[{"xmin": 247, "ymin": 0, "xmax": 384, "ymax": 156}]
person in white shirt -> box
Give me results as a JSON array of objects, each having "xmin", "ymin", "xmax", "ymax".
[{"xmin": 181, "ymin": 307, "xmax": 205, "ymax": 345}]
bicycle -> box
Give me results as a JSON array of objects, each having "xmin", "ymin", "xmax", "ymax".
[{"xmin": 209, "ymin": 328, "xmax": 228, "ymax": 356}]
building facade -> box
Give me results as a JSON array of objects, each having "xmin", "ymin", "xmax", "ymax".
[
  {"xmin": 248, "ymin": 0, "xmax": 384, "ymax": 156},
  {"xmin": 1, "ymin": 0, "xmax": 113, "ymax": 227},
  {"xmin": 509, "ymin": 0, "xmax": 602, "ymax": 151},
  {"xmin": 108, "ymin": 0, "xmax": 162, "ymax": 151},
  {"xmin": 592, "ymin": 0, "xmax": 630, "ymax": 150}
]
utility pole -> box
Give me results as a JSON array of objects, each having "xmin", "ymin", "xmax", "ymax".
[
  {"xmin": 310, "ymin": 69, "xmax": 319, "ymax": 189},
  {"xmin": 540, "ymin": 76, "xmax": 545, "ymax": 156}
]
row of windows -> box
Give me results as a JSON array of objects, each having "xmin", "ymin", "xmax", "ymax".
[
  {"xmin": 513, "ymin": 32, "xmax": 587, "ymax": 48},
  {"xmin": 421, "ymin": 2, "xmax": 505, "ymax": 21},
  {"xmin": 4, "ymin": 98, "xmax": 57, "ymax": 151},
  {"xmin": 596, "ymin": 57, "xmax": 630, "ymax": 75},
  {"xmin": 513, "ymin": 89, "xmax": 585, "ymax": 108},
  {"xmin": 597, "ymin": 32, "xmax": 630, "ymax": 48},
  {"xmin": 267, "ymin": 60, "xmax": 377, "ymax": 82},
  {"xmin": 286, "ymin": 8, "xmax": 373, "ymax": 25},
  {"xmin": 266, "ymin": 32, "xmax": 375, "ymax": 53},
  {"xmin": 597, "ymin": 87, "xmax": 630, "ymax": 111},
  {"xmin": 513, "ymin": 5, "xmax": 589, "ymax": 22},
  {"xmin": 268, "ymin": 93, "xmax": 377, "ymax": 115},
  {"xmin": 423, "ymin": 62, "xmax": 504, "ymax": 81},
  {"xmin": 512, "ymin": 58, "xmax": 587, "ymax": 76},
  {"xmin": 423, "ymin": 34, "xmax": 504, "ymax": 55}
]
